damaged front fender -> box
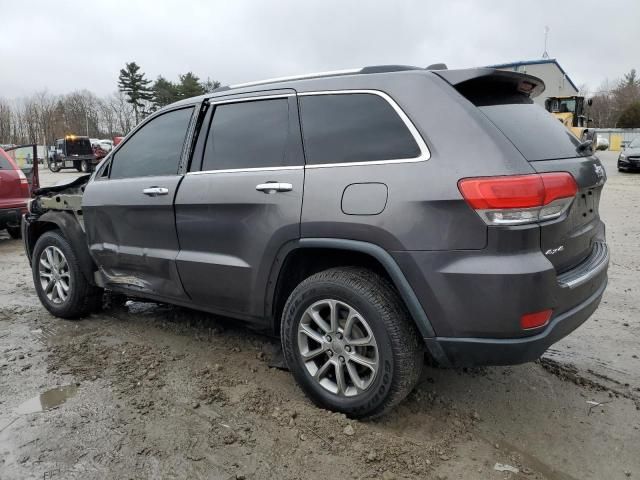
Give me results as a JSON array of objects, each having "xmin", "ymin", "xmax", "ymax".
[{"xmin": 23, "ymin": 174, "xmax": 97, "ymax": 285}]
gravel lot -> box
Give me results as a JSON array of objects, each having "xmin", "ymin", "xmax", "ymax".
[{"xmin": 0, "ymin": 151, "xmax": 638, "ymax": 479}]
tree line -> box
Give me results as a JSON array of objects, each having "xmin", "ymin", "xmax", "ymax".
[
  {"xmin": 0, "ymin": 61, "xmax": 220, "ymax": 147},
  {"xmin": 3, "ymin": 63, "xmax": 640, "ymax": 147},
  {"xmin": 587, "ymin": 69, "xmax": 640, "ymax": 128},
  {"xmin": 118, "ymin": 61, "xmax": 220, "ymax": 124}
]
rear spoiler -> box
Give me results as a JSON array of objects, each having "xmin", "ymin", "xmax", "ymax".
[{"xmin": 433, "ymin": 68, "xmax": 546, "ymax": 100}]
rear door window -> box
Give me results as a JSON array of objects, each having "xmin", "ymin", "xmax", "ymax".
[
  {"xmin": 299, "ymin": 93, "xmax": 420, "ymax": 165},
  {"xmin": 202, "ymin": 98, "xmax": 290, "ymax": 171},
  {"xmin": 110, "ymin": 107, "xmax": 193, "ymax": 179}
]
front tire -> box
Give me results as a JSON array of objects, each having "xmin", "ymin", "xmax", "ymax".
[
  {"xmin": 32, "ymin": 230, "xmax": 103, "ymax": 318},
  {"xmin": 281, "ymin": 267, "xmax": 423, "ymax": 419}
]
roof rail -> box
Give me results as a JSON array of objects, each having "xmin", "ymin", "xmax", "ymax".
[
  {"xmin": 359, "ymin": 65, "xmax": 423, "ymax": 74},
  {"xmin": 229, "ymin": 68, "xmax": 361, "ymax": 89},
  {"xmin": 227, "ymin": 64, "xmax": 428, "ymax": 90}
]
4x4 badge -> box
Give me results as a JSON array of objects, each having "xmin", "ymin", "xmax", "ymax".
[{"xmin": 545, "ymin": 245, "xmax": 565, "ymax": 255}]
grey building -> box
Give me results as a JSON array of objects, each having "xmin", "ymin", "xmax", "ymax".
[{"xmin": 489, "ymin": 59, "xmax": 579, "ymax": 106}]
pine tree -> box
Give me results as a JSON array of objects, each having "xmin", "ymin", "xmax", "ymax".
[
  {"xmin": 152, "ymin": 76, "xmax": 179, "ymax": 110},
  {"xmin": 177, "ymin": 72, "xmax": 206, "ymax": 99},
  {"xmin": 118, "ymin": 62, "xmax": 153, "ymax": 124},
  {"xmin": 618, "ymin": 102, "xmax": 640, "ymax": 128},
  {"xmin": 201, "ymin": 77, "xmax": 222, "ymax": 93}
]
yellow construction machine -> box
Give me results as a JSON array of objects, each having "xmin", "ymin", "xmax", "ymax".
[{"xmin": 544, "ymin": 96, "xmax": 596, "ymax": 142}]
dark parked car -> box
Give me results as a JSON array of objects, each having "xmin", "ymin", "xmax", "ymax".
[
  {"xmin": 48, "ymin": 135, "xmax": 97, "ymax": 173},
  {"xmin": 618, "ymin": 136, "xmax": 640, "ymax": 171},
  {"xmin": 0, "ymin": 147, "xmax": 30, "ymax": 238},
  {"xmin": 22, "ymin": 65, "xmax": 609, "ymax": 418}
]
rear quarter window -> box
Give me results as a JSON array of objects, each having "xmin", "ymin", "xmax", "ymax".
[{"xmin": 299, "ymin": 93, "xmax": 421, "ymax": 165}]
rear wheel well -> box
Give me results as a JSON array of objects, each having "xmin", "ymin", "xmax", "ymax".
[{"xmin": 271, "ymin": 248, "xmax": 395, "ymax": 335}]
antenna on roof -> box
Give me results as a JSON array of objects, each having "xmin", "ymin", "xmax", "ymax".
[{"xmin": 542, "ymin": 26, "xmax": 550, "ymax": 59}]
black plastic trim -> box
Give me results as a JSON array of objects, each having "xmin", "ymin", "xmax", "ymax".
[
  {"xmin": 294, "ymin": 238, "xmax": 436, "ymax": 338},
  {"xmin": 427, "ymin": 277, "xmax": 607, "ymax": 367}
]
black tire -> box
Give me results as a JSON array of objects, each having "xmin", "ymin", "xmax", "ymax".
[
  {"xmin": 281, "ymin": 267, "xmax": 423, "ymax": 419},
  {"xmin": 32, "ymin": 230, "xmax": 103, "ymax": 318},
  {"xmin": 6, "ymin": 226, "xmax": 21, "ymax": 239},
  {"xmin": 80, "ymin": 160, "xmax": 90, "ymax": 173},
  {"xmin": 74, "ymin": 161, "xmax": 82, "ymax": 172},
  {"xmin": 48, "ymin": 159, "xmax": 61, "ymax": 173}
]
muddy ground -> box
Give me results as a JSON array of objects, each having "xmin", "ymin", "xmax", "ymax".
[{"xmin": 1, "ymin": 152, "xmax": 638, "ymax": 480}]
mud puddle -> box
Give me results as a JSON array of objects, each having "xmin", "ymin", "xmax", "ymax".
[{"xmin": 14, "ymin": 385, "xmax": 79, "ymax": 414}]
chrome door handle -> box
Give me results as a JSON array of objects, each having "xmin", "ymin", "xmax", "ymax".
[
  {"xmin": 255, "ymin": 182, "xmax": 293, "ymax": 193},
  {"xmin": 143, "ymin": 187, "xmax": 169, "ymax": 196}
]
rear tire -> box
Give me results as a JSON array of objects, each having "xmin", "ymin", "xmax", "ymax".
[
  {"xmin": 48, "ymin": 159, "xmax": 61, "ymax": 173},
  {"xmin": 281, "ymin": 267, "xmax": 423, "ymax": 419},
  {"xmin": 32, "ymin": 230, "xmax": 103, "ymax": 318},
  {"xmin": 80, "ymin": 160, "xmax": 90, "ymax": 173},
  {"xmin": 6, "ymin": 226, "xmax": 21, "ymax": 239}
]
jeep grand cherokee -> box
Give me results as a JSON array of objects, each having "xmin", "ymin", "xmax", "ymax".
[{"xmin": 23, "ymin": 65, "xmax": 608, "ymax": 418}]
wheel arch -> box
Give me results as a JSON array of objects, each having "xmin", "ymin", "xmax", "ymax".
[
  {"xmin": 26, "ymin": 211, "xmax": 97, "ymax": 285},
  {"xmin": 267, "ymin": 238, "xmax": 437, "ymax": 341}
]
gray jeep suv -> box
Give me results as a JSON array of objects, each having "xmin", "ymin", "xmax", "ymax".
[{"xmin": 23, "ymin": 65, "xmax": 609, "ymax": 418}]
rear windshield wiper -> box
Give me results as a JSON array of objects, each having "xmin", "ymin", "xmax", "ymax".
[{"xmin": 576, "ymin": 140, "xmax": 593, "ymax": 154}]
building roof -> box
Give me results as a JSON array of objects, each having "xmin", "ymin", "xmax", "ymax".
[{"xmin": 487, "ymin": 58, "xmax": 578, "ymax": 92}]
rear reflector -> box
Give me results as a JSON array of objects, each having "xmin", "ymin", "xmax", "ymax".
[
  {"xmin": 458, "ymin": 172, "xmax": 577, "ymax": 225},
  {"xmin": 520, "ymin": 309, "xmax": 553, "ymax": 330}
]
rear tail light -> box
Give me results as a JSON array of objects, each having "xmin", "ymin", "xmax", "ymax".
[
  {"xmin": 458, "ymin": 172, "xmax": 577, "ymax": 225},
  {"xmin": 17, "ymin": 168, "xmax": 29, "ymax": 185},
  {"xmin": 520, "ymin": 309, "xmax": 553, "ymax": 330}
]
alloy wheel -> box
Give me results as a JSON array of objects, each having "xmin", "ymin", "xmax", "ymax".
[
  {"xmin": 39, "ymin": 246, "xmax": 71, "ymax": 304},
  {"xmin": 297, "ymin": 299, "xmax": 379, "ymax": 397}
]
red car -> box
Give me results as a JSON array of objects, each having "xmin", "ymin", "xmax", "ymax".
[{"xmin": 0, "ymin": 147, "xmax": 30, "ymax": 238}]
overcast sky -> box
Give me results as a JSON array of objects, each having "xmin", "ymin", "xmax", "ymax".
[{"xmin": 1, "ymin": 0, "xmax": 637, "ymax": 98}]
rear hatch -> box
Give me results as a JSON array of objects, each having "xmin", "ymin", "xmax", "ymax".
[{"xmin": 437, "ymin": 69, "xmax": 605, "ymax": 273}]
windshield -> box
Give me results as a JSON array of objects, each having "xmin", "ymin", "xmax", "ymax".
[
  {"xmin": 629, "ymin": 137, "xmax": 640, "ymax": 148},
  {"xmin": 551, "ymin": 98, "xmax": 576, "ymax": 113},
  {"xmin": 66, "ymin": 138, "xmax": 93, "ymax": 156}
]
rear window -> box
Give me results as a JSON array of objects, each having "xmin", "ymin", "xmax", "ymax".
[
  {"xmin": 479, "ymin": 101, "xmax": 583, "ymax": 161},
  {"xmin": 66, "ymin": 138, "xmax": 93, "ymax": 156},
  {"xmin": 299, "ymin": 93, "xmax": 420, "ymax": 165},
  {"xmin": 0, "ymin": 151, "xmax": 13, "ymax": 170}
]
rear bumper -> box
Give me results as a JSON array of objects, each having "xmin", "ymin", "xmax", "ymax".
[
  {"xmin": 425, "ymin": 276, "xmax": 606, "ymax": 367},
  {"xmin": 392, "ymin": 228, "xmax": 609, "ymax": 367},
  {"xmin": 0, "ymin": 207, "xmax": 24, "ymax": 229}
]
